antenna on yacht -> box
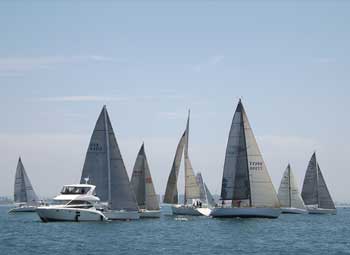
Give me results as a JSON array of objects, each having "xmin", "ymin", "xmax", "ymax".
[{"xmin": 84, "ymin": 177, "xmax": 90, "ymax": 184}]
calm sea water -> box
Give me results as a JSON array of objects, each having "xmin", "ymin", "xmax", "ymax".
[{"xmin": 1, "ymin": 205, "xmax": 350, "ymax": 255}]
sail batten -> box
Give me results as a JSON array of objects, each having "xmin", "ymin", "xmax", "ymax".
[{"xmin": 80, "ymin": 106, "xmax": 138, "ymax": 211}]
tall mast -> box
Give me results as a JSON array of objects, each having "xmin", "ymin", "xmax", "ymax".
[
  {"xmin": 183, "ymin": 109, "xmax": 190, "ymax": 205},
  {"xmin": 240, "ymin": 100, "xmax": 252, "ymax": 207},
  {"xmin": 315, "ymin": 153, "xmax": 320, "ymax": 207},
  {"xmin": 288, "ymin": 164, "xmax": 292, "ymax": 208},
  {"xmin": 103, "ymin": 106, "xmax": 112, "ymax": 207}
]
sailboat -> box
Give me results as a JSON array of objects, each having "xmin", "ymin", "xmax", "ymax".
[
  {"xmin": 131, "ymin": 143, "xmax": 160, "ymax": 218},
  {"xmin": 164, "ymin": 111, "xmax": 208, "ymax": 216},
  {"xmin": 9, "ymin": 157, "xmax": 41, "ymax": 213},
  {"xmin": 80, "ymin": 105, "xmax": 139, "ymax": 220},
  {"xmin": 195, "ymin": 172, "xmax": 216, "ymax": 216},
  {"xmin": 211, "ymin": 99, "xmax": 281, "ymax": 218},
  {"xmin": 301, "ymin": 152, "xmax": 336, "ymax": 214},
  {"xmin": 277, "ymin": 164, "xmax": 307, "ymax": 214}
]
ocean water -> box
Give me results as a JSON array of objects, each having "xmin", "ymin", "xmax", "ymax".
[{"xmin": 1, "ymin": 205, "xmax": 350, "ymax": 255}]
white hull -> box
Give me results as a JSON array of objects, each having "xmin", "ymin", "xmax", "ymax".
[
  {"xmin": 139, "ymin": 210, "xmax": 161, "ymax": 218},
  {"xmin": 171, "ymin": 205, "xmax": 210, "ymax": 216},
  {"xmin": 36, "ymin": 207, "xmax": 107, "ymax": 222},
  {"xmin": 211, "ymin": 207, "xmax": 281, "ymax": 218},
  {"xmin": 307, "ymin": 207, "xmax": 337, "ymax": 215},
  {"xmin": 8, "ymin": 206, "xmax": 37, "ymax": 213},
  {"xmin": 103, "ymin": 210, "xmax": 140, "ymax": 220},
  {"xmin": 196, "ymin": 208, "xmax": 212, "ymax": 216},
  {"xmin": 281, "ymin": 207, "xmax": 308, "ymax": 214}
]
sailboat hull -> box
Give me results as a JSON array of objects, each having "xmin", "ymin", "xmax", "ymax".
[
  {"xmin": 103, "ymin": 210, "xmax": 140, "ymax": 220},
  {"xmin": 210, "ymin": 207, "xmax": 281, "ymax": 218},
  {"xmin": 281, "ymin": 207, "xmax": 308, "ymax": 214},
  {"xmin": 36, "ymin": 207, "xmax": 107, "ymax": 222},
  {"xmin": 8, "ymin": 206, "xmax": 37, "ymax": 213},
  {"xmin": 139, "ymin": 210, "xmax": 161, "ymax": 218},
  {"xmin": 307, "ymin": 207, "xmax": 337, "ymax": 215},
  {"xmin": 171, "ymin": 205, "xmax": 203, "ymax": 216}
]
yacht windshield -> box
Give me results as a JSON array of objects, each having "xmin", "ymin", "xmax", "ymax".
[
  {"xmin": 66, "ymin": 200, "xmax": 94, "ymax": 209},
  {"xmin": 60, "ymin": 186, "xmax": 90, "ymax": 195}
]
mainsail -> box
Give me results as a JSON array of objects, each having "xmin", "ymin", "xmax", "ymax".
[
  {"xmin": 80, "ymin": 106, "xmax": 138, "ymax": 211},
  {"xmin": 301, "ymin": 153, "xmax": 335, "ymax": 209},
  {"xmin": 14, "ymin": 157, "xmax": 39, "ymax": 206},
  {"xmin": 184, "ymin": 111, "xmax": 200, "ymax": 203},
  {"xmin": 220, "ymin": 99, "xmax": 279, "ymax": 208},
  {"xmin": 131, "ymin": 143, "xmax": 159, "ymax": 211},
  {"xmin": 278, "ymin": 164, "xmax": 306, "ymax": 209},
  {"xmin": 163, "ymin": 131, "xmax": 186, "ymax": 204}
]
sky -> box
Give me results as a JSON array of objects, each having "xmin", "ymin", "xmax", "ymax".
[{"xmin": 0, "ymin": 1, "xmax": 349, "ymax": 202}]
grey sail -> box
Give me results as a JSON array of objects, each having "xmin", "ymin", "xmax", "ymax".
[
  {"xmin": 163, "ymin": 131, "xmax": 186, "ymax": 204},
  {"xmin": 80, "ymin": 106, "xmax": 138, "ymax": 211},
  {"xmin": 131, "ymin": 143, "xmax": 159, "ymax": 210},
  {"xmin": 14, "ymin": 157, "xmax": 39, "ymax": 205},
  {"xmin": 221, "ymin": 101, "xmax": 250, "ymax": 202},
  {"xmin": 302, "ymin": 153, "xmax": 335, "ymax": 209},
  {"xmin": 220, "ymin": 100, "xmax": 279, "ymax": 208},
  {"xmin": 196, "ymin": 172, "xmax": 207, "ymax": 202},
  {"xmin": 204, "ymin": 183, "xmax": 216, "ymax": 207},
  {"xmin": 184, "ymin": 111, "xmax": 201, "ymax": 203}
]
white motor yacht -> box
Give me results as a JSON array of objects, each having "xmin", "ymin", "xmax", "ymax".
[{"xmin": 36, "ymin": 184, "xmax": 108, "ymax": 222}]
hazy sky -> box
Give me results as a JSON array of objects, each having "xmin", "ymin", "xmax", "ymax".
[{"xmin": 0, "ymin": 1, "xmax": 349, "ymax": 202}]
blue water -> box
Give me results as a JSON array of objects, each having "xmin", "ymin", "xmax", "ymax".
[{"xmin": 1, "ymin": 205, "xmax": 350, "ymax": 255}]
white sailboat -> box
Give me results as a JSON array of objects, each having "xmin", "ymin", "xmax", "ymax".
[
  {"xmin": 131, "ymin": 143, "xmax": 160, "ymax": 218},
  {"xmin": 211, "ymin": 99, "xmax": 281, "ymax": 218},
  {"xmin": 301, "ymin": 152, "xmax": 336, "ymax": 214},
  {"xmin": 80, "ymin": 106, "xmax": 139, "ymax": 220},
  {"xmin": 164, "ymin": 111, "xmax": 209, "ymax": 216},
  {"xmin": 36, "ymin": 184, "xmax": 108, "ymax": 222},
  {"xmin": 277, "ymin": 164, "xmax": 307, "ymax": 214},
  {"xmin": 9, "ymin": 157, "xmax": 41, "ymax": 213}
]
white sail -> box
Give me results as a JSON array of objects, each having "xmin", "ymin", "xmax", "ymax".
[
  {"xmin": 278, "ymin": 164, "xmax": 306, "ymax": 209},
  {"xmin": 14, "ymin": 157, "xmax": 39, "ymax": 206},
  {"xmin": 242, "ymin": 104, "xmax": 279, "ymax": 208},
  {"xmin": 184, "ymin": 111, "xmax": 201, "ymax": 203}
]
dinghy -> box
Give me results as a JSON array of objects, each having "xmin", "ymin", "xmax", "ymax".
[
  {"xmin": 277, "ymin": 164, "xmax": 307, "ymax": 214},
  {"xmin": 36, "ymin": 184, "xmax": 108, "ymax": 222},
  {"xmin": 164, "ymin": 111, "xmax": 209, "ymax": 216},
  {"xmin": 80, "ymin": 106, "xmax": 139, "ymax": 220},
  {"xmin": 211, "ymin": 99, "xmax": 281, "ymax": 218},
  {"xmin": 301, "ymin": 152, "xmax": 336, "ymax": 214},
  {"xmin": 9, "ymin": 158, "xmax": 41, "ymax": 213},
  {"xmin": 131, "ymin": 143, "xmax": 160, "ymax": 218}
]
